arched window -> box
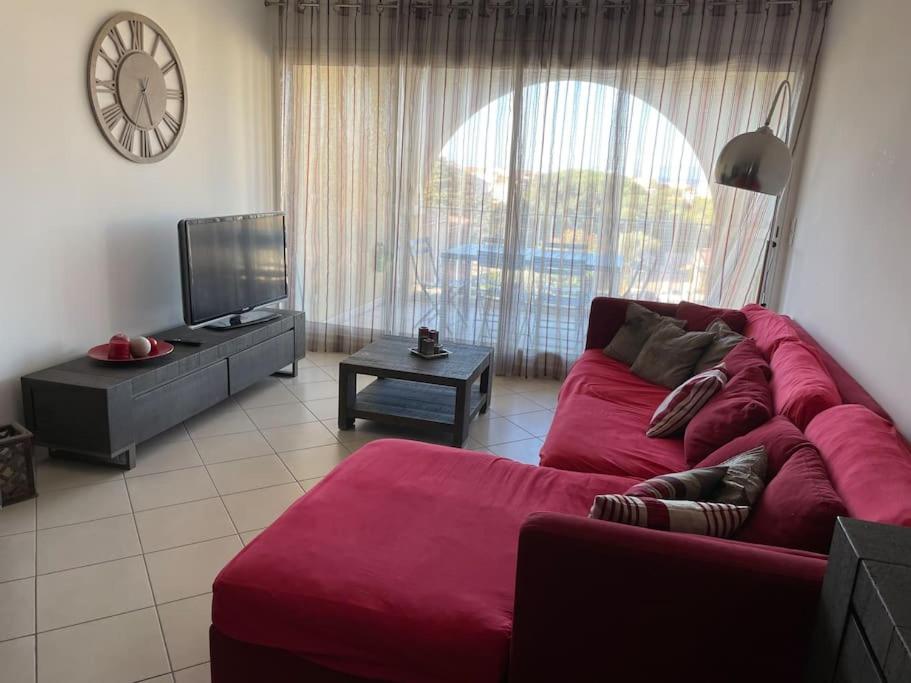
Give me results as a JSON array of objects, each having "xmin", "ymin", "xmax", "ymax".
[{"xmin": 417, "ymin": 80, "xmax": 714, "ymax": 361}]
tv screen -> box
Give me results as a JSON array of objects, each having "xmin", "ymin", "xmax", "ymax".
[{"xmin": 178, "ymin": 212, "xmax": 288, "ymax": 326}]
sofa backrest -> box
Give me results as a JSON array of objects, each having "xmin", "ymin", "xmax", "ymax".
[
  {"xmin": 584, "ymin": 297, "xmax": 678, "ymax": 351},
  {"xmin": 742, "ymin": 303, "xmax": 892, "ymax": 423}
]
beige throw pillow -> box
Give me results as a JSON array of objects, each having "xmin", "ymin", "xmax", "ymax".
[
  {"xmin": 630, "ymin": 324, "xmax": 715, "ymax": 389},
  {"xmin": 694, "ymin": 319, "xmax": 745, "ymax": 374},
  {"xmin": 603, "ymin": 303, "xmax": 685, "ymax": 366}
]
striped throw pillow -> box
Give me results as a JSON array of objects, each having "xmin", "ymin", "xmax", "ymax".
[
  {"xmin": 625, "ymin": 465, "xmax": 727, "ymax": 500},
  {"xmin": 589, "ymin": 495, "xmax": 749, "ymax": 538},
  {"xmin": 646, "ymin": 367, "xmax": 727, "ymax": 438}
]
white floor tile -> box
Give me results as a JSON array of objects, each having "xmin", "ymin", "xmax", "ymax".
[
  {"xmin": 36, "ymin": 608, "xmax": 169, "ymax": 683},
  {"xmin": 174, "ymin": 661, "xmax": 210, "ymax": 683},
  {"xmin": 206, "ymin": 455, "xmax": 294, "ymax": 496},
  {"xmin": 302, "ymin": 397, "xmax": 339, "ymax": 420},
  {"xmin": 525, "ymin": 389, "xmax": 560, "ymax": 410},
  {"xmin": 0, "ymin": 578, "xmax": 34, "ymax": 640},
  {"xmin": 307, "ymin": 351, "xmax": 351, "ymax": 367},
  {"xmin": 148, "ymin": 423, "xmax": 192, "ymax": 444},
  {"xmin": 233, "ymin": 379, "xmax": 299, "ymax": 409},
  {"xmin": 287, "ymin": 381, "xmax": 338, "ymax": 402},
  {"xmin": 468, "ymin": 417, "xmax": 532, "ymax": 446},
  {"xmin": 0, "ymin": 532, "xmax": 35, "ymax": 581},
  {"xmin": 239, "ymin": 528, "xmax": 264, "ymax": 546},
  {"xmin": 36, "ymin": 459, "xmax": 124, "ymax": 492},
  {"xmin": 487, "ymin": 438, "xmax": 544, "ymax": 465},
  {"xmin": 192, "ymin": 431, "xmax": 274, "ymax": 465},
  {"xmin": 489, "ymin": 393, "xmax": 547, "ymax": 416},
  {"xmin": 299, "ymin": 477, "xmax": 325, "ymax": 491},
  {"xmin": 0, "ymin": 498, "xmax": 36, "ymax": 537},
  {"xmin": 0, "ymin": 636, "xmax": 35, "ymax": 683},
  {"xmin": 37, "ymin": 514, "xmax": 141, "ymax": 574},
  {"xmin": 36, "ymin": 556, "xmax": 153, "ymax": 632},
  {"xmin": 221, "ymin": 482, "xmax": 303, "ymax": 532},
  {"xmin": 135, "ymin": 498, "xmax": 236, "ymax": 554},
  {"xmin": 279, "ymin": 444, "xmax": 349, "ymax": 481},
  {"xmin": 505, "ymin": 410, "xmax": 554, "ymax": 437},
  {"xmin": 260, "ymin": 422, "xmax": 337, "ymax": 452},
  {"xmin": 158, "ymin": 593, "xmax": 213, "ymax": 671},
  {"xmin": 184, "ymin": 402, "xmax": 255, "ymax": 439},
  {"xmin": 145, "ymin": 536, "xmax": 242, "ymax": 604},
  {"xmin": 127, "ymin": 467, "xmax": 218, "ymax": 513},
  {"xmin": 37, "ymin": 480, "xmax": 131, "ymax": 530},
  {"xmin": 146, "ymin": 675, "xmax": 175, "ymax": 683},
  {"xmin": 128, "ymin": 440, "xmax": 203, "ymax": 479},
  {"xmin": 244, "ymin": 402, "xmax": 318, "ymax": 430},
  {"xmin": 281, "ymin": 366, "xmax": 334, "ymax": 384}
]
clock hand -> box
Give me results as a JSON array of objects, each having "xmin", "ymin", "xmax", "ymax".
[{"xmin": 141, "ymin": 90, "xmax": 155, "ymax": 127}]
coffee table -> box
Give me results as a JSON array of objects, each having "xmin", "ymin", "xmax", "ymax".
[{"xmin": 338, "ymin": 336, "xmax": 493, "ymax": 446}]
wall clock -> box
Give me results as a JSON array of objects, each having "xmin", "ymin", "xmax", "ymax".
[{"xmin": 88, "ymin": 12, "xmax": 187, "ymax": 163}]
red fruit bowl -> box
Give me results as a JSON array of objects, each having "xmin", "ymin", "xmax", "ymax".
[{"xmin": 88, "ymin": 341, "xmax": 175, "ymax": 363}]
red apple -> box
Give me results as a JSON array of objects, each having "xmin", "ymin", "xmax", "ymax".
[
  {"xmin": 148, "ymin": 337, "xmax": 160, "ymax": 355},
  {"xmin": 110, "ymin": 332, "xmax": 129, "ymax": 343}
]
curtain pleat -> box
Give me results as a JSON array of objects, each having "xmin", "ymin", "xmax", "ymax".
[{"xmin": 277, "ymin": 0, "xmax": 829, "ymax": 377}]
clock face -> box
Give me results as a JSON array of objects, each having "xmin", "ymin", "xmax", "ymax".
[{"xmin": 88, "ymin": 13, "xmax": 187, "ymax": 163}]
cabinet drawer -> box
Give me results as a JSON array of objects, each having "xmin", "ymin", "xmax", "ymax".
[
  {"xmin": 133, "ymin": 360, "xmax": 228, "ymax": 443},
  {"xmin": 228, "ymin": 331, "xmax": 294, "ymax": 394}
]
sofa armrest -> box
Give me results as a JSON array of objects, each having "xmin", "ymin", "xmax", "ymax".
[
  {"xmin": 585, "ymin": 297, "xmax": 678, "ymax": 350},
  {"xmin": 509, "ymin": 513, "xmax": 827, "ymax": 683}
]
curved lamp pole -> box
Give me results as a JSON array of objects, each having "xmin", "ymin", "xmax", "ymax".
[{"xmin": 714, "ymin": 79, "xmax": 793, "ymax": 303}]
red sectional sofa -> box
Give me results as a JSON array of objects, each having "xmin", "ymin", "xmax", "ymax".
[{"xmin": 211, "ymin": 298, "xmax": 911, "ymax": 683}]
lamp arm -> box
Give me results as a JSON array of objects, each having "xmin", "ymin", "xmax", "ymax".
[{"xmin": 763, "ymin": 79, "xmax": 792, "ymax": 142}]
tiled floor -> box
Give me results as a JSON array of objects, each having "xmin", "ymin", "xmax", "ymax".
[{"xmin": 0, "ymin": 351, "xmax": 560, "ymax": 683}]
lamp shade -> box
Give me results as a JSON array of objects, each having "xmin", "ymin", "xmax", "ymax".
[{"xmin": 714, "ymin": 125, "xmax": 792, "ymax": 196}]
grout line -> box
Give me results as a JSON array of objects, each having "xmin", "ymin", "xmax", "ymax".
[{"xmin": 123, "ymin": 454, "xmax": 175, "ymax": 674}]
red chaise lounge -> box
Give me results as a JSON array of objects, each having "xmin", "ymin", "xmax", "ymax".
[{"xmin": 210, "ymin": 298, "xmax": 911, "ymax": 682}]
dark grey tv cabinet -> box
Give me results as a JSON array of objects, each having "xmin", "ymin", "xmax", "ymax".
[{"xmin": 20, "ymin": 310, "xmax": 305, "ymax": 469}]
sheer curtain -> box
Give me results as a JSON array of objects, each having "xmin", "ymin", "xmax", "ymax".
[{"xmin": 275, "ymin": 0, "xmax": 828, "ymax": 377}]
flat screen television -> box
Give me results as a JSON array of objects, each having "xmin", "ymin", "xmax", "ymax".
[{"xmin": 178, "ymin": 212, "xmax": 288, "ymax": 328}]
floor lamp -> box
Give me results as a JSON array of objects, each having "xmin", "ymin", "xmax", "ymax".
[{"xmin": 714, "ymin": 79, "xmax": 792, "ymax": 306}]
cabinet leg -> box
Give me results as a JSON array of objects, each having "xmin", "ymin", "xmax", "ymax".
[
  {"xmin": 49, "ymin": 443, "xmax": 136, "ymax": 470},
  {"xmin": 338, "ymin": 367, "xmax": 356, "ymax": 430}
]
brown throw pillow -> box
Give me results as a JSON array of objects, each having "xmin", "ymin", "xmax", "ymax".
[
  {"xmin": 694, "ymin": 319, "xmax": 745, "ymax": 374},
  {"xmin": 630, "ymin": 324, "xmax": 715, "ymax": 389},
  {"xmin": 603, "ymin": 303, "xmax": 685, "ymax": 366}
]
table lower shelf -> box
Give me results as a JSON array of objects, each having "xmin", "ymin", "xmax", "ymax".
[{"xmin": 350, "ymin": 378, "xmax": 487, "ymax": 429}]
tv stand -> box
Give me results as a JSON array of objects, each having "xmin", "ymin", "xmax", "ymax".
[
  {"xmin": 205, "ymin": 309, "xmax": 281, "ymax": 330},
  {"xmin": 21, "ymin": 310, "xmax": 306, "ymax": 470}
]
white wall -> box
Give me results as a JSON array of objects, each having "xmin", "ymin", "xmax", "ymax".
[
  {"xmin": 0, "ymin": 0, "xmax": 276, "ymax": 423},
  {"xmin": 780, "ymin": 0, "xmax": 911, "ymax": 435}
]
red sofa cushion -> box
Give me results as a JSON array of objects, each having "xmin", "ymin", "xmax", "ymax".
[
  {"xmin": 770, "ymin": 340, "xmax": 841, "ymax": 430},
  {"xmin": 677, "ymin": 301, "xmax": 747, "ymax": 334},
  {"xmin": 806, "ymin": 405, "xmax": 911, "ymax": 526},
  {"xmin": 212, "ymin": 440, "xmax": 637, "ymax": 683},
  {"xmin": 684, "ymin": 366, "xmax": 773, "ymax": 467},
  {"xmin": 723, "ymin": 338, "xmax": 772, "ymax": 380},
  {"xmin": 540, "ymin": 350, "xmax": 687, "ymax": 478},
  {"xmin": 742, "ymin": 304, "xmax": 802, "ymax": 358},
  {"xmin": 696, "ymin": 415, "xmax": 813, "ymax": 478},
  {"xmin": 736, "ymin": 446, "xmax": 847, "ymax": 554}
]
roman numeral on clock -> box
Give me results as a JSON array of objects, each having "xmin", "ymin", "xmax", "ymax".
[
  {"xmin": 119, "ymin": 122, "xmax": 136, "ymax": 151},
  {"xmin": 154, "ymin": 127, "xmax": 168, "ymax": 151},
  {"xmin": 162, "ymin": 111, "xmax": 181, "ymax": 135},
  {"xmin": 161, "ymin": 59, "xmax": 177, "ymax": 75},
  {"xmin": 130, "ymin": 19, "xmax": 144, "ymax": 51},
  {"xmin": 101, "ymin": 103, "xmax": 123, "ymax": 129},
  {"xmin": 95, "ymin": 79, "xmax": 116, "ymax": 94},
  {"xmin": 139, "ymin": 131, "xmax": 152, "ymax": 158},
  {"xmin": 166, "ymin": 89, "xmax": 184, "ymax": 101},
  {"xmin": 108, "ymin": 26, "xmax": 127, "ymax": 58}
]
